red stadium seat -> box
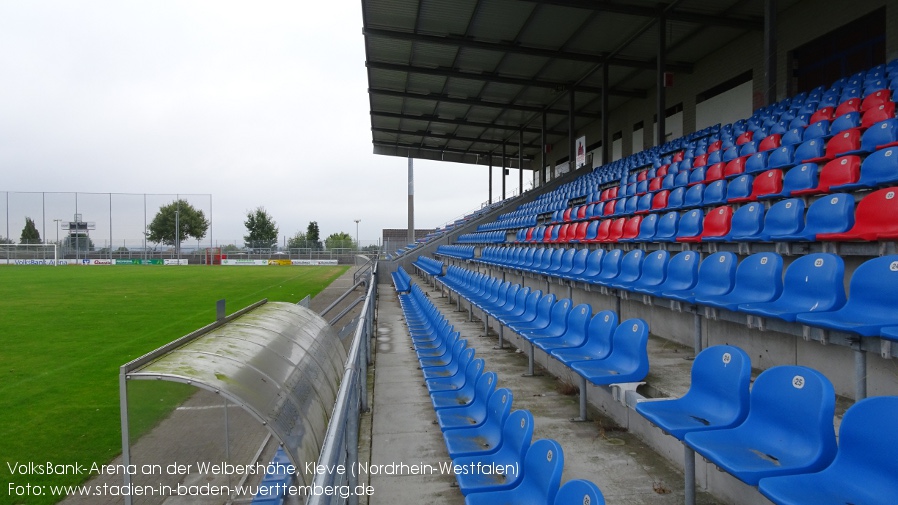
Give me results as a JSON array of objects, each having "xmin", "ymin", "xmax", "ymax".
[
  {"xmin": 791, "ymin": 156, "xmax": 861, "ymax": 196},
  {"xmin": 817, "ymin": 186, "xmax": 898, "ymax": 241}
]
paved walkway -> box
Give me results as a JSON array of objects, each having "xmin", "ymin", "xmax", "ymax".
[{"xmin": 364, "ymin": 276, "xmax": 723, "ymax": 505}]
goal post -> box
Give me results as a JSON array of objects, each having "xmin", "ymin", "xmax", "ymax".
[{"xmin": 0, "ymin": 243, "xmax": 59, "ymax": 265}]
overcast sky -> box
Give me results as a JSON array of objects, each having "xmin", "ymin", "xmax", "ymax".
[{"xmin": 0, "ymin": 1, "xmax": 526, "ymax": 248}]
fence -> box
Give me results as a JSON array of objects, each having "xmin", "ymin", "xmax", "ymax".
[{"xmin": 308, "ymin": 262, "xmax": 376, "ymax": 505}]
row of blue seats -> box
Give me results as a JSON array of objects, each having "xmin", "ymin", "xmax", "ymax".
[
  {"xmin": 391, "ymin": 265, "xmax": 412, "ymax": 293},
  {"xmin": 437, "ymin": 266, "xmax": 650, "ymax": 420},
  {"xmin": 472, "ymin": 247, "xmax": 898, "ymax": 340},
  {"xmin": 435, "ymin": 244, "xmax": 475, "ymax": 260},
  {"xmin": 522, "ymin": 142, "xmax": 897, "ymax": 236},
  {"xmin": 457, "ymin": 230, "xmax": 506, "ymax": 244},
  {"xmin": 394, "ymin": 282, "xmax": 605, "ymax": 504},
  {"xmin": 636, "ymin": 344, "xmax": 898, "ymax": 505},
  {"xmin": 488, "ymin": 66, "xmax": 898, "ymax": 235},
  {"xmin": 412, "ymin": 255, "xmax": 444, "ymax": 276}
]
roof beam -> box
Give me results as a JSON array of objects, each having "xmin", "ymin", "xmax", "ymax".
[
  {"xmin": 371, "ymin": 110, "xmax": 567, "ymax": 136},
  {"xmin": 365, "ymin": 60, "xmax": 647, "ymax": 99},
  {"xmin": 363, "ymin": 27, "xmax": 693, "ymax": 73},
  {"xmin": 372, "ymin": 126, "xmax": 543, "ymax": 149},
  {"xmin": 525, "ymin": 0, "xmax": 763, "ymax": 30},
  {"xmin": 372, "ymin": 141, "xmax": 537, "ymax": 163},
  {"xmin": 368, "ymin": 88, "xmax": 599, "ymax": 119}
]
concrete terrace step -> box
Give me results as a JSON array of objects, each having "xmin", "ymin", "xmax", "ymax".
[{"xmin": 366, "ymin": 281, "xmax": 723, "ymax": 504}]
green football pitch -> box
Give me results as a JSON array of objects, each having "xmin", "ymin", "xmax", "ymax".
[{"xmin": 0, "ymin": 264, "xmax": 348, "ymax": 505}]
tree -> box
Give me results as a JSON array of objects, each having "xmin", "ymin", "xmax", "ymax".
[
  {"xmin": 325, "ymin": 232, "xmax": 354, "ymax": 250},
  {"xmin": 20, "ymin": 217, "xmax": 41, "ymax": 244},
  {"xmin": 306, "ymin": 221, "xmax": 322, "ymax": 250},
  {"xmin": 147, "ymin": 199, "xmax": 209, "ymax": 247},
  {"xmin": 287, "ymin": 231, "xmax": 308, "ymax": 249},
  {"xmin": 0, "ymin": 236, "xmax": 14, "ymax": 245},
  {"xmin": 243, "ymin": 207, "xmax": 278, "ymax": 250}
]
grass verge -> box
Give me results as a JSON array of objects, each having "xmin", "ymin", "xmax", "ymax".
[{"xmin": 0, "ymin": 264, "xmax": 347, "ymax": 505}]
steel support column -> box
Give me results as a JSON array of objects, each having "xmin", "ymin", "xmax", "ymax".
[
  {"xmin": 541, "ymin": 112, "xmax": 548, "ymax": 185},
  {"xmin": 519, "ymin": 129, "xmax": 524, "ymax": 195},
  {"xmin": 488, "ymin": 158, "xmax": 493, "ymax": 205},
  {"xmin": 569, "ymin": 89, "xmax": 576, "ymax": 172},
  {"xmin": 407, "ymin": 158, "xmax": 414, "ymax": 245},
  {"xmin": 602, "ymin": 64, "xmax": 610, "ymax": 164},
  {"xmin": 764, "ymin": 0, "xmax": 778, "ymax": 106},
  {"xmin": 657, "ymin": 15, "xmax": 667, "ymax": 146},
  {"xmin": 502, "ymin": 143, "xmax": 507, "ymax": 200}
]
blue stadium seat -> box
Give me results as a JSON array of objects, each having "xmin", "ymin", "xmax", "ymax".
[
  {"xmin": 661, "ymin": 252, "xmax": 737, "ymax": 304},
  {"xmin": 490, "ymin": 286, "xmax": 533, "ymax": 321},
  {"xmin": 435, "ymin": 372, "xmax": 498, "ymax": 430},
  {"xmin": 830, "ymin": 111, "xmax": 860, "ymax": 135},
  {"xmin": 758, "ymin": 396, "xmax": 898, "ymax": 505},
  {"xmin": 444, "ymin": 388, "xmax": 513, "ymax": 458},
  {"xmin": 675, "ymin": 209, "xmax": 704, "ymax": 242},
  {"xmin": 739, "ymin": 253, "xmax": 846, "ymax": 322},
  {"xmin": 760, "ymin": 198, "xmax": 805, "ymax": 240},
  {"xmin": 566, "ymin": 249, "xmax": 601, "ymax": 283},
  {"xmin": 633, "ymin": 213, "xmax": 659, "ymax": 242},
  {"xmin": 796, "ymin": 255, "xmax": 898, "ymax": 337},
  {"xmin": 717, "ymin": 202, "xmax": 764, "ymax": 242},
  {"xmin": 590, "ymin": 249, "xmax": 624, "ymax": 285},
  {"xmin": 418, "ymin": 336, "xmax": 465, "ymax": 372},
  {"xmin": 426, "ymin": 353, "xmax": 481, "ymax": 394},
  {"xmin": 391, "ymin": 266, "xmax": 412, "ymax": 293},
  {"xmin": 666, "ymin": 186, "xmax": 686, "ymax": 209},
  {"xmin": 702, "ymin": 179, "xmax": 728, "ymax": 206},
  {"xmin": 794, "ymin": 138, "xmax": 825, "ymax": 163},
  {"xmin": 626, "ymin": 250, "xmax": 669, "ymax": 293},
  {"xmin": 508, "ymin": 296, "xmax": 566, "ymax": 335},
  {"xmin": 687, "ymin": 166, "xmax": 707, "ymax": 186},
  {"xmin": 548, "ymin": 311, "xmax": 618, "ymax": 364},
  {"xmin": 745, "ymin": 151, "xmax": 769, "ymax": 174},
  {"xmin": 684, "ymin": 366, "xmax": 837, "ymax": 486},
  {"xmin": 606, "ymin": 249, "xmax": 645, "ymax": 289},
  {"xmin": 781, "ymin": 127, "xmax": 803, "ymax": 146},
  {"xmin": 766, "ymin": 145, "xmax": 794, "ymax": 169},
  {"xmin": 429, "ymin": 357, "xmax": 485, "ymax": 409},
  {"xmin": 559, "ymin": 249, "xmax": 590, "ymax": 281},
  {"xmin": 725, "ymin": 174, "xmax": 753, "ymax": 202},
  {"xmin": 767, "ymin": 193, "xmax": 855, "ymax": 241},
  {"xmin": 636, "ymin": 345, "xmax": 751, "ymax": 440},
  {"xmin": 497, "ymin": 291, "xmax": 555, "ymax": 329},
  {"xmin": 453, "ymin": 410, "xmax": 534, "ymax": 495},
  {"xmin": 858, "ymin": 118, "xmax": 898, "ymax": 153},
  {"xmin": 804, "ymin": 122, "xmax": 830, "ymax": 143},
  {"xmin": 531, "ymin": 303, "xmax": 591, "ymax": 354},
  {"xmin": 695, "ymin": 253, "xmax": 783, "ymax": 311},
  {"xmin": 682, "ymin": 184, "xmax": 705, "ymax": 209},
  {"xmin": 567, "ymin": 319, "xmax": 649, "ymax": 386},
  {"xmin": 553, "ymin": 480, "xmax": 606, "ymax": 505},
  {"xmin": 464, "ymin": 439, "xmax": 564, "ymax": 505},
  {"xmin": 633, "ymin": 250, "xmax": 699, "ymax": 297},
  {"xmin": 674, "ymin": 169, "xmax": 691, "ymax": 187},
  {"xmin": 830, "ymin": 146, "xmax": 898, "ymax": 190}
]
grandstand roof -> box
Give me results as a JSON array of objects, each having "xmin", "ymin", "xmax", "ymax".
[{"xmin": 362, "ymin": 0, "xmax": 791, "ymax": 169}]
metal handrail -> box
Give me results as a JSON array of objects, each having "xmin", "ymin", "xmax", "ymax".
[{"xmin": 307, "ymin": 262, "xmax": 377, "ymax": 505}]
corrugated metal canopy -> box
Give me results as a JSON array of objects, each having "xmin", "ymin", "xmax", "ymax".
[
  {"xmin": 362, "ymin": 0, "xmax": 789, "ymax": 169},
  {"xmin": 122, "ymin": 301, "xmax": 347, "ymax": 486}
]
